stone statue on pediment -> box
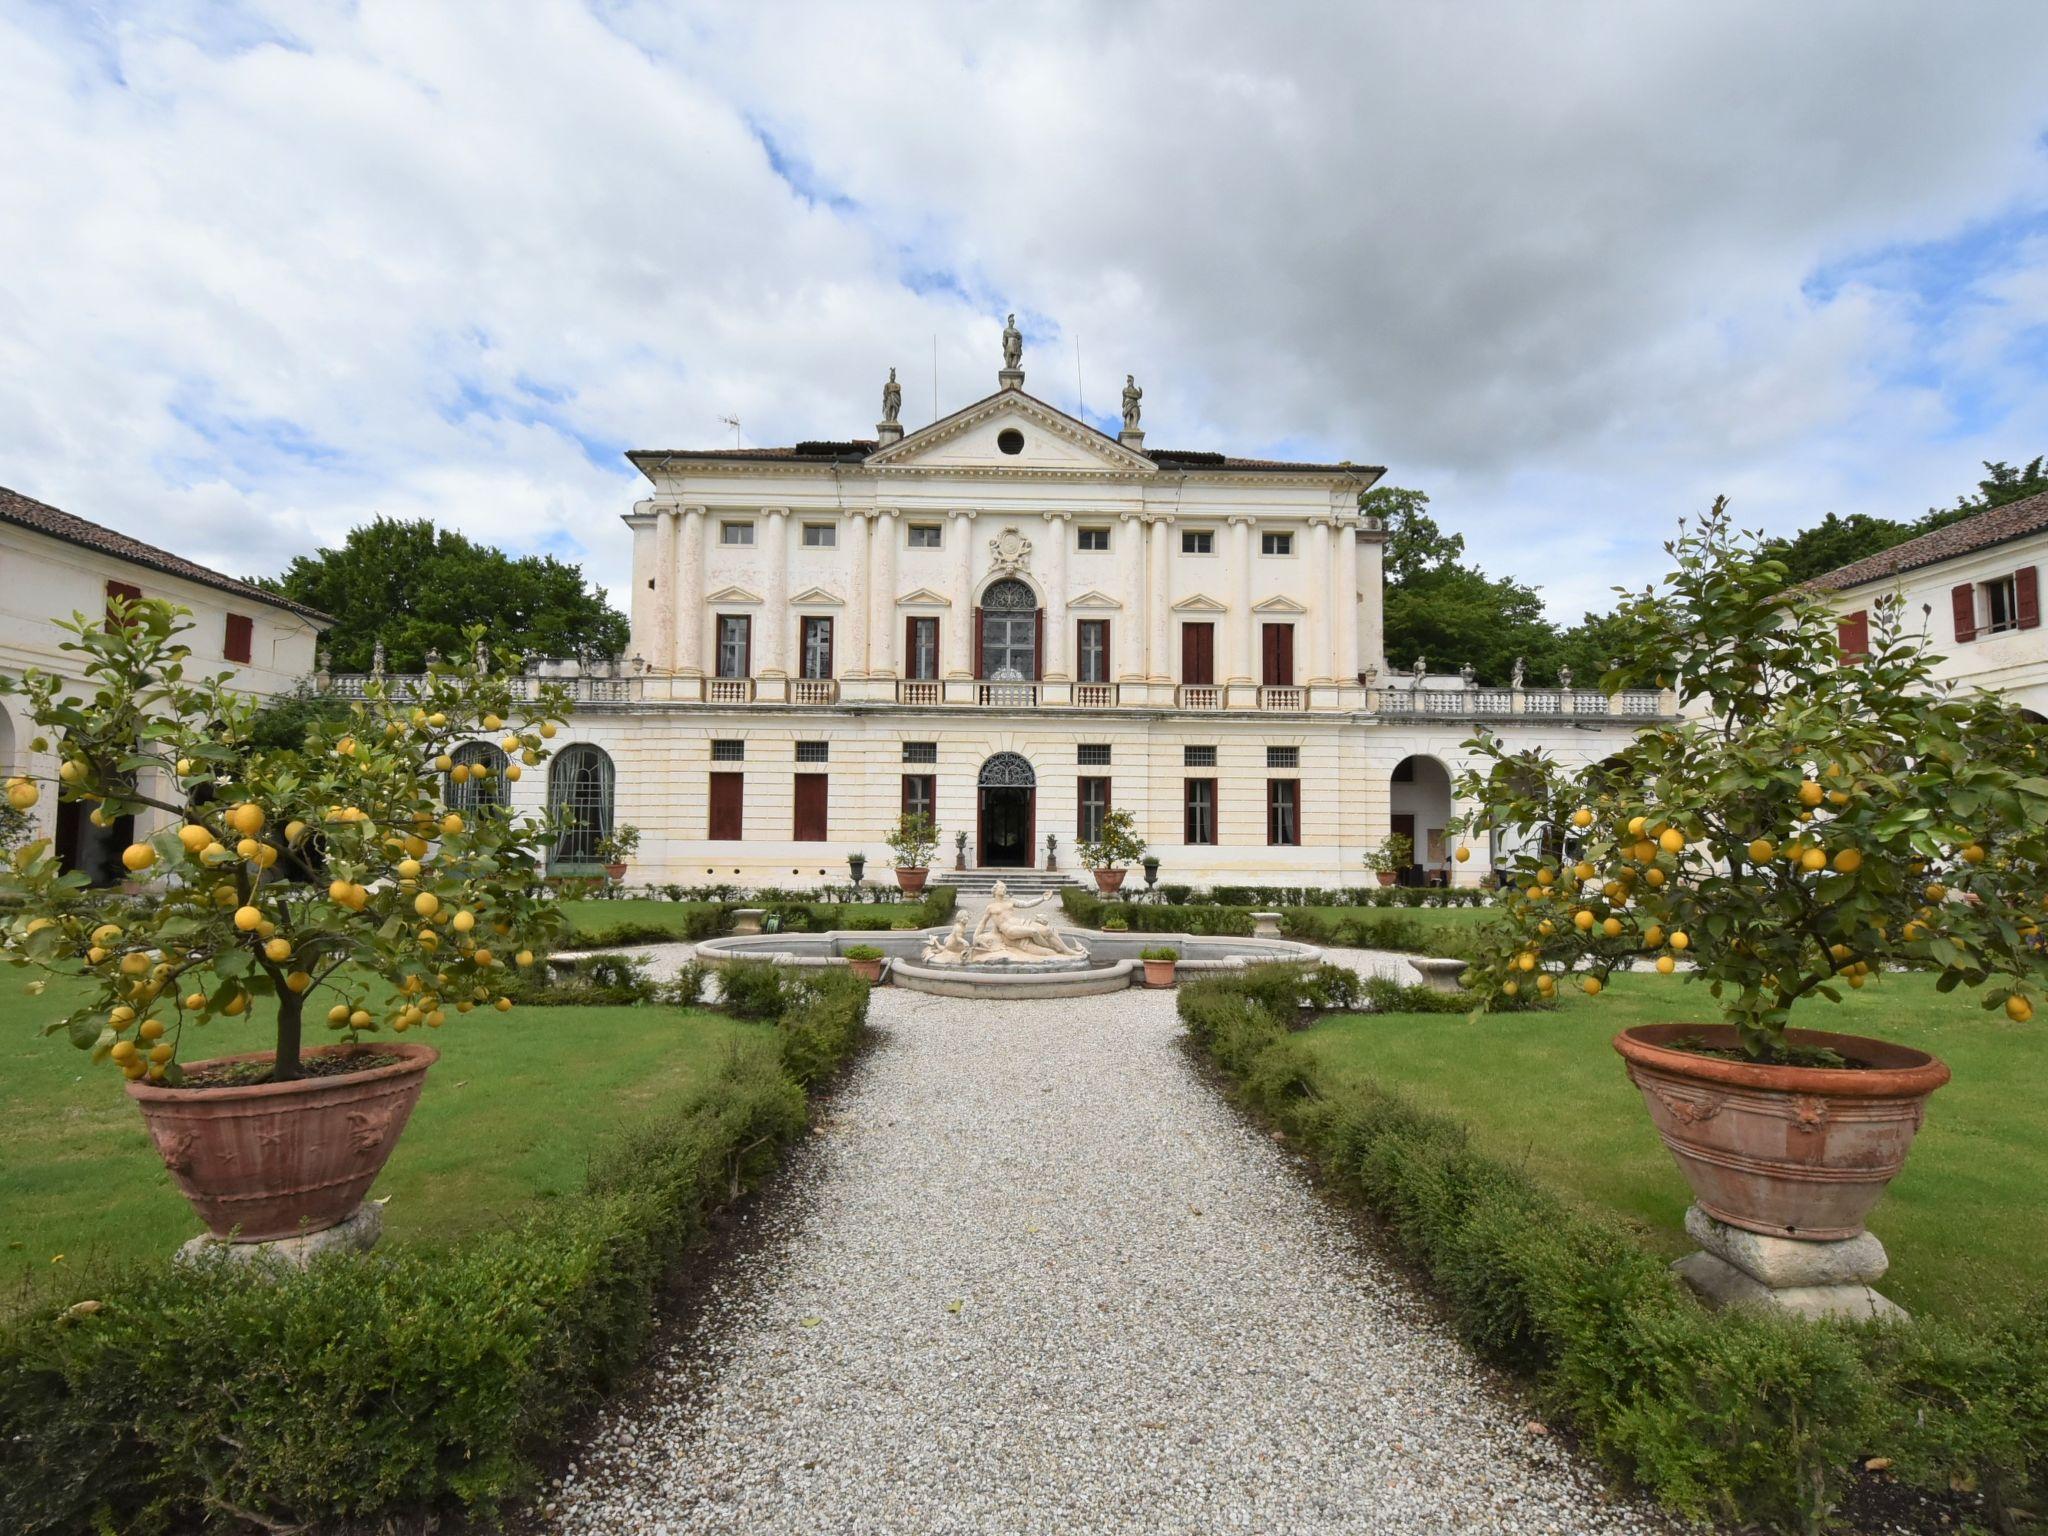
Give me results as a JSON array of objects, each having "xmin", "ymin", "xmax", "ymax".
[
  {"xmin": 882, "ymin": 367, "xmax": 901, "ymax": 426},
  {"xmin": 1122, "ymin": 374, "xmax": 1142, "ymax": 429},
  {"xmin": 1002, "ymin": 313, "xmax": 1023, "ymax": 371}
]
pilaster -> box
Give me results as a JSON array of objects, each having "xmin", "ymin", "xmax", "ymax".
[
  {"xmin": 947, "ymin": 508, "xmax": 976, "ymax": 678},
  {"xmin": 677, "ymin": 507, "xmax": 708, "ymax": 677},
  {"xmin": 1042, "ymin": 510, "xmax": 1072, "ymax": 681},
  {"xmin": 761, "ymin": 508, "xmax": 790, "ymax": 678}
]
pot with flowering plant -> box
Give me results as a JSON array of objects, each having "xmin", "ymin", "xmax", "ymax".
[
  {"xmin": 1453, "ymin": 501, "xmax": 2046, "ymax": 1316},
  {"xmin": 0, "ymin": 599, "xmax": 573, "ymax": 1244},
  {"xmin": 886, "ymin": 812, "xmax": 938, "ymax": 894}
]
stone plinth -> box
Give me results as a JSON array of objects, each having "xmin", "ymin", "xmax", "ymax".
[
  {"xmin": 1251, "ymin": 911, "xmax": 1283, "ymax": 938},
  {"xmin": 1408, "ymin": 956, "xmax": 1470, "ymax": 995},
  {"xmin": 1673, "ymin": 1204, "xmax": 1906, "ymax": 1322},
  {"xmin": 176, "ymin": 1200, "xmax": 383, "ymax": 1272},
  {"xmin": 731, "ymin": 908, "xmax": 765, "ymax": 935},
  {"xmin": 997, "ymin": 369, "xmax": 1024, "ymax": 391}
]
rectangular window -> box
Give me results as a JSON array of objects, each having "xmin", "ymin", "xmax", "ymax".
[
  {"xmin": 1078, "ymin": 526, "xmax": 1111, "ymax": 551},
  {"xmin": 1077, "ymin": 619, "xmax": 1110, "ymax": 683},
  {"xmin": 902, "ymin": 741, "xmax": 938, "ymax": 764},
  {"xmin": 1181, "ymin": 529, "xmax": 1214, "ymax": 555},
  {"xmin": 1836, "ymin": 609, "xmax": 1869, "ymax": 662},
  {"xmin": 801, "ymin": 615, "xmax": 834, "ymax": 679},
  {"xmin": 907, "ymin": 523, "xmax": 943, "ymax": 549},
  {"xmin": 1078, "ymin": 776, "xmax": 1111, "ymax": 841},
  {"xmin": 1181, "ymin": 622, "xmax": 1216, "ymax": 686},
  {"xmin": 905, "ymin": 616, "xmax": 940, "ymax": 679},
  {"xmin": 1266, "ymin": 745, "xmax": 1299, "ymax": 769},
  {"xmin": 716, "ymin": 615, "xmax": 752, "ymax": 677},
  {"xmin": 793, "ymin": 774, "xmax": 829, "ymax": 841},
  {"xmin": 801, "ymin": 523, "xmax": 836, "ymax": 548},
  {"xmin": 720, "ymin": 521, "xmax": 754, "ymax": 546},
  {"xmin": 1077, "ymin": 743, "xmax": 1111, "ymax": 766},
  {"xmin": 901, "ymin": 774, "xmax": 936, "ymax": 821},
  {"xmin": 1261, "ymin": 622, "xmax": 1295, "ymax": 687},
  {"xmin": 711, "ymin": 738, "xmax": 745, "ymax": 762},
  {"xmin": 223, "ymin": 613, "xmax": 254, "ymax": 664},
  {"xmin": 1184, "ymin": 744, "xmax": 1217, "ymax": 768},
  {"xmin": 1184, "ymin": 778, "xmax": 1217, "ymax": 845},
  {"xmin": 795, "ymin": 740, "xmax": 830, "ymax": 763},
  {"xmin": 104, "ymin": 579, "xmax": 141, "ymax": 631},
  {"xmin": 1261, "ymin": 531, "xmax": 1294, "ymax": 557},
  {"xmin": 708, "ymin": 772, "xmax": 744, "ymax": 840},
  {"xmin": 1983, "ymin": 575, "xmax": 2019, "ymax": 634},
  {"xmin": 1267, "ymin": 779, "xmax": 1299, "ymax": 845}
]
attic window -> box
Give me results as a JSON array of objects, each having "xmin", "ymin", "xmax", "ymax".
[{"xmin": 997, "ymin": 428, "xmax": 1024, "ymax": 455}]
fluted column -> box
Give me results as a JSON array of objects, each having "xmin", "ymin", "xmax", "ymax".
[
  {"xmin": 1146, "ymin": 513, "xmax": 1173, "ymax": 681},
  {"xmin": 946, "ymin": 508, "xmax": 975, "ymax": 677},
  {"xmin": 677, "ymin": 507, "xmax": 707, "ymax": 675},
  {"xmin": 1042, "ymin": 511, "xmax": 1071, "ymax": 679},
  {"xmin": 1305, "ymin": 518, "xmax": 1333, "ymax": 683},
  {"xmin": 652, "ymin": 508, "xmax": 678, "ymax": 670},
  {"xmin": 1229, "ymin": 515, "xmax": 1255, "ymax": 683},
  {"xmin": 1334, "ymin": 520, "xmax": 1360, "ymax": 686},
  {"xmin": 844, "ymin": 511, "xmax": 870, "ymax": 678},
  {"xmin": 761, "ymin": 508, "xmax": 790, "ymax": 676},
  {"xmin": 869, "ymin": 509, "xmax": 898, "ymax": 677}
]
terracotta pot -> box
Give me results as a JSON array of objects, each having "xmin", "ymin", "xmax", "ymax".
[
  {"xmin": 128, "ymin": 1042, "xmax": 438, "ymax": 1242},
  {"xmin": 1613, "ymin": 1023, "xmax": 1948, "ymax": 1240},
  {"xmin": 605, "ymin": 861, "xmax": 627, "ymax": 881},
  {"xmin": 894, "ymin": 867, "xmax": 929, "ymax": 895},
  {"xmin": 1375, "ymin": 871, "xmax": 1397, "ymax": 888},
  {"xmin": 1094, "ymin": 867, "xmax": 1127, "ymax": 894},
  {"xmin": 1142, "ymin": 960, "xmax": 1177, "ymax": 989},
  {"xmin": 847, "ymin": 957, "xmax": 884, "ymax": 983}
]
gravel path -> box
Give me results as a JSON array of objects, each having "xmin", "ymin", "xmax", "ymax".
[{"xmin": 536, "ymin": 983, "xmax": 1659, "ymax": 1535}]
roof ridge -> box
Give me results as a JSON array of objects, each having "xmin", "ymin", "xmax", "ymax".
[{"xmin": 1807, "ymin": 488, "xmax": 2048, "ymax": 592}]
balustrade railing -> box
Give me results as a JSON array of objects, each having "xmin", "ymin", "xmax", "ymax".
[
  {"xmin": 791, "ymin": 678, "xmax": 839, "ymax": 705},
  {"xmin": 897, "ymin": 679, "xmax": 941, "ymax": 705},
  {"xmin": 705, "ymin": 677, "xmax": 754, "ymax": 704},
  {"xmin": 1073, "ymin": 682, "xmax": 1118, "ymax": 708},
  {"xmin": 1258, "ymin": 686, "xmax": 1306, "ymax": 711},
  {"xmin": 977, "ymin": 681, "xmax": 1039, "ymax": 708},
  {"xmin": 1177, "ymin": 684, "xmax": 1222, "ymax": 710}
]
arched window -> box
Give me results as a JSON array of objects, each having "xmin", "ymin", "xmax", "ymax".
[
  {"xmin": 548, "ymin": 744, "xmax": 615, "ymax": 867},
  {"xmin": 446, "ymin": 741, "xmax": 509, "ymax": 816},
  {"xmin": 979, "ymin": 577, "xmax": 1039, "ymax": 679}
]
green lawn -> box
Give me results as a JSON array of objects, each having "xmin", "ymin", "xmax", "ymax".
[
  {"xmin": 1300, "ymin": 969, "xmax": 2046, "ymax": 1319},
  {"xmin": 1, "ymin": 973, "xmax": 754, "ymax": 1276}
]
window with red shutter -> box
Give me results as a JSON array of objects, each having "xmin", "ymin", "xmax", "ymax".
[
  {"xmin": 1952, "ymin": 583, "xmax": 1978, "ymax": 643},
  {"xmin": 224, "ymin": 613, "xmax": 254, "ymax": 664},
  {"xmin": 793, "ymin": 774, "xmax": 829, "ymax": 841},
  {"xmin": 1181, "ymin": 623, "xmax": 1215, "ymax": 686},
  {"xmin": 1836, "ymin": 609, "xmax": 1869, "ymax": 662},
  {"xmin": 1261, "ymin": 623, "xmax": 1295, "ymax": 686},
  {"xmin": 708, "ymin": 773, "xmax": 744, "ymax": 840},
  {"xmin": 104, "ymin": 579, "xmax": 141, "ymax": 631},
  {"xmin": 2018, "ymin": 566, "xmax": 2041, "ymax": 631}
]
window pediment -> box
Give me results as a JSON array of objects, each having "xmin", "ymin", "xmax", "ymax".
[
  {"xmin": 895, "ymin": 587, "xmax": 952, "ymax": 607},
  {"xmin": 1251, "ymin": 594, "xmax": 1308, "ymax": 614},
  {"xmin": 705, "ymin": 585, "xmax": 762, "ymax": 605},
  {"xmin": 1171, "ymin": 593, "xmax": 1229, "ymax": 614},
  {"xmin": 1069, "ymin": 590, "xmax": 1122, "ymax": 610},
  {"xmin": 790, "ymin": 586, "xmax": 844, "ymax": 607}
]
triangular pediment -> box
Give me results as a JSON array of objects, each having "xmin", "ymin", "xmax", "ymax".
[
  {"xmin": 1069, "ymin": 589, "xmax": 1122, "ymax": 610},
  {"xmin": 1171, "ymin": 593, "xmax": 1229, "ymax": 614},
  {"xmin": 790, "ymin": 586, "xmax": 843, "ymax": 607},
  {"xmin": 895, "ymin": 587, "xmax": 952, "ymax": 607},
  {"xmin": 865, "ymin": 387, "xmax": 1157, "ymax": 474},
  {"xmin": 1251, "ymin": 594, "xmax": 1308, "ymax": 614},
  {"xmin": 705, "ymin": 585, "xmax": 761, "ymax": 604}
]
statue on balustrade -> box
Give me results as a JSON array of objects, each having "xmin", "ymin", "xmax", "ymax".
[
  {"xmin": 1511, "ymin": 655, "xmax": 1525, "ymax": 690},
  {"xmin": 1121, "ymin": 374, "xmax": 1142, "ymax": 429},
  {"xmin": 1002, "ymin": 313, "xmax": 1023, "ymax": 371},
  {"xmin": 1411, "ymin": 655, "xmax": 1427, "ymax": 684},
  {"xmin": 882, "ymin": 367, "xmax": 901, "ymax": 426}
]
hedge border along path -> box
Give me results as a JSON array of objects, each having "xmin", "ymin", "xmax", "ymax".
[
  {"xmin": 0, "ymin": 965, "xmax": 870, "ymax": 1536},
  {"xmin": 1177, "ymin": 963, "xmax": 2048, "ymax": 1533}
]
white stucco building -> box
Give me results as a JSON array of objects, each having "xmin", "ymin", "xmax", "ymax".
[
  {"xmin": 0, "ymin": 485, "xmax": 329, "ymax": 881},
  {"xmin": 1809, "ymin": 489, "xmax": 2048, "ymax": 722}
]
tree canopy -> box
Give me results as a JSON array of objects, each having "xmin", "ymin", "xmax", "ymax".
[
  {"xmin": 1761, "ymin": 456, "xmax": 2047, "ymax": 584},
  {"xmin": 258, "ymin": 517, "xmax": 629, "ymax": 673}
]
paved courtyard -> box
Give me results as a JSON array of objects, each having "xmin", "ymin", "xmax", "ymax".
[{"xmin": 537, "ymin": 975, "xmax": 1659, "ymax": 1535}]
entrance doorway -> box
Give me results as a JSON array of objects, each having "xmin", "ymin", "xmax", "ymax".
[{"xmin": 976, "ymin": 751, "xmax": 1036, "ymax": 868}]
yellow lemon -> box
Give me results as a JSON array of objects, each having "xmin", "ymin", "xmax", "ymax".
[
  {"xmin": 177, "ymin": 824, "xmax": 213, "ymax": 854},
  {"xmin": 1799, "ymin": 847, "xmax": 1827, "ymax": 872},
  {"xmin": 1747, "ymin": 838, "xmax": 1774, "ymax": 864},
  {"xmin": 414, "ymin": 891, "xmax": 440, "ymax": 917},
  {"xmin": 433, "ymin": 754, "xmax": 454, "ymax": 773},
  {"xmin": 1833, "ymin": 848, "xmax": 1863, "ymax": 874},
  {"xmin": 350, "ymin": 1009, "xmax": 373, "ymax": 1028},
  {"xmin": 263, "ymin": 937, "xmax": 292, "ymax": 963},
  {"xmin": 505, "ymin": 764, "xmax": 522, "ymax": 782},
  {"xmin": 1655, "ymin": 955, "xmax": 1676, "ymax": 975},
  {"xmin": 1571, "ymin": 807, "xmax": 1593, "ymax": 828},
  {"xmin": 233, "ymin": 905, "xmax": 263, "ymax": 932},
  {"xmin": 121, "ymin": 843, "xmax": 156, "ymax": 872},
  {"xmin": 1573, "ymin": 909, "xmax": 1595, "ymax": 931},
  {"xmin": 539, "ymin": 721, "xmax": 557, "ymax": 739},
  {"xmin": 1669, "ymin": 931, "xmax": 1690, "ymax": 951},
  {"xmin": 327, "ymin": 1003, "xmax": 351, "ymax": 1024},
  {"xmin": 441, "ymin": 813, "xmax": 464, "ymax": 837},
  {"xmin": 515, "ymin": 949, "xmax": 534, "ymax": 968},
  {"xmin": 1642, "ymin": 925, "xmax": 1664, "ymax": 948},
  {"xmin": 1536, "ymin": 867, "xmax": 1556, "ymax": 886},
  {"xmin": 1961, "ymin": 844, "xmax": 1987, "ymax": 864},
  {"xmin": 397, "ymin": 858, "xmax": 422, "ymax": 880},
  {"xmin": 285, "ymin": 971, "xmax": 312, "ymax": 993},
  {"xmin": 5, "ymin": 778, "xmax": 38, "ymax": 810},
  {"xmin": 452, "ymin": 910, "xmax": 475, "ymax": 933},
  {"xmin": 226, "ymin": 803, "xmax": 265, "ymax": 837},
  {"xmin": 1536, "ymin": 974, "xmax": 1556, "ymax": 996},
  {"xmin": 1601, "ymin": 917, "xmax": 1623, "ymax": 938},
  {"xmin": 1798, "ymin": 781, "xmax": 1823, "ymax": 808},
  {"xmin": 2008, "ymin": 996, "xmax": 2035, "ymax": 1023},
  {"xmin": 1454, "ymin": 845, "xmax": 1470, "ymax": 863},
  {"xmin": 493, "ymin": 996, "xmax": 512, "ymax": 1012},
  {"xmin": 109, "ymin": 1040, "xmax": 136, "ymax": 1063},
  {"xmin": 1657, "ymin": 828, "xmax": 1685, "ymax": 855},
  {"xmin": 1582, "ymin": 976, "xmax": 1603, "ymax": 996},
  {"xmin": 236, "ymin": 837, "xmax": 262, "ymax": 860}
]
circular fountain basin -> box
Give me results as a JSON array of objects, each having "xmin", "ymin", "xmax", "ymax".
[{"xmin": 691, "ymin": 928, "xmax": 1324, "ymax": 999}]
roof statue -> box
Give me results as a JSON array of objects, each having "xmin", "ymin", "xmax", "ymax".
[
  {"xmin": 1001, "ymin": 313, "xmax": 1022, "ymax": 372},
  {"xmin": 1121, "ymin": 374, "xmax": 1142, "ymax": 430},
  {"xmin": 881, "ymin": 367, "xmax": 901, "ymax": 426}
]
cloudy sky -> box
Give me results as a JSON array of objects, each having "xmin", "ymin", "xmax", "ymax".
[{"xmin": 6, "ymin": 1, "xmax": 2048, "ymax": 624}]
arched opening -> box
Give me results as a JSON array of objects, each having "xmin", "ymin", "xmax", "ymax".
[
  {"xmin": 978, "ymin": 578, "xmax": 1040, "ymax": 681},
  {"xmin": 548, "ymin": 744, "xmax": 615, "ymax": 870},
  {"xmin": 976, "ymin": 750, "xmax": 1036, "ymax": 868},
  {"xmin": 1389, "ymin": 754, "xmax": 1454, "ymax": 887},
  {"xmin": 2019, "ymin": 708, "xmax": 2047, "ymax": 727},
  {"xmin": 447, "ymin": 740, "xmax": 510, "ymax": 817}
]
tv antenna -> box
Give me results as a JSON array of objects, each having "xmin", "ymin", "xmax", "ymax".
[{"xmin": 717, "ymin": 415, "xmax": 742, "ymax": 448}]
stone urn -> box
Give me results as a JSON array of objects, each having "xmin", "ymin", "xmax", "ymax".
[
  {"xmin": 894, "ymin": 867, "xmax": 929, "ymax": 895},
  {"xmin": 1375, "ymin": 871, "xmax": 1398, "ymax": 888},
  {"xmin": 1093, "ymin": 867, "xmax": 1126, "ymax": 894},
  {"xmin": 604, "ymin": 860, "xmax": 628, "ymax": 882},
  {"xmin": 128, "ymin": 1043, "xmax": 438, "ymax": 1243},
  {"xmin": 1613, "ymin": 1024, "xmax": 1948, "ymax": 1240}
]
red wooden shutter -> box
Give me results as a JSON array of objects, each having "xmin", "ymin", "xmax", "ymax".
[
  {"xmin": 1836, "ymin": 609, "xmax": 1869, "ymax": 662},
  {"xmin": 104, "ymin": 579, "xmax": 141, "ymax": 631},
  {"xmin": 1181, "ymin": 623, "xmax": 1214, "ymax": 686},
  {"xmin": 972, "ymin": 606, "xmax": 984, "ymax": 678},
  {"xmin": 1033, "ymin": 613, "xmax": 1043, "ymax": 680},
  {"xmin": 224, "ymin": 613, "xmax": 254, "ymax": 664},
  {"xmin": 1262, "ymin": 623, "xmax": 1295, "ymax": 686},
  {"xmin": 793, "ymin": 774, "xmax": 828, "ymax": 842},
  {"xmin": 905, "ymin": 616, "xmax": 917, "ymax": 677},
  {"xmin": 2018, "ymin": 566, "xmax": 2041, "ymax": 630},
  {"xmin": 708, "ymin": 773, "xmax": 744, "ymax": 840},
  {"xmin": 1953, "ymin": 583, "xmax": 1978, "ymax": 643},
  {"xmin": 1101, "ymin": 619, "xmax": 1111, "ymax": 679}
]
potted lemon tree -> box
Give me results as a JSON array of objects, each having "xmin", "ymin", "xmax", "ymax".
[
  {"xmin": 1079, "ymin": 806, "xmax": 1146, "ymax": 895},
  {"xmin": 886, "ymin": 811, "xmax": 938, "ymax": 894},
  {"xmin": 1455, "ymin": 501, "xmax": 2044, "ymax": 1286},
  {"xmin": 0, "ymin": 600, "xmax": 571, "ymax": 1244},
  {"xmin": 595, "ymin": 823, "xmax": 640, "ymax": 885},
  {"xmin": 1363, "ymin": 832, "xmax": 1413, "ymax": 888}
]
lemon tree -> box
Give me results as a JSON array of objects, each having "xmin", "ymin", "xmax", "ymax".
[
  {"xmin": 0, "ymin": 597, "xmax": 572, "ymax": 1085},
  {"xmin": 1453, "ymin": 499, "xmax": 2048, "ymax": 1060}
]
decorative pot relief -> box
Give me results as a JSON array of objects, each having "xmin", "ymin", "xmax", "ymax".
[{"xmin": 1648, "ymin": 1085, "xmax": 1725, "ymax": 1125}]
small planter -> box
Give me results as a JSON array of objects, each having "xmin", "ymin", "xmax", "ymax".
[
  {"xmin": 1142, "ymin": 958, "xmax": 1178, "ymax": 988},
  {"xmin": 605, "ymin": 861, "xmax": 627, "ymax": 882},
  {"xmin": 845, "ymin": 954, "xmax": 884, "ymax": 982},
  {"xmin": 128, "ymin": 1043, "xmax": 438, "ymax": 1242},
  {"xmin": 894, "ymin": 867, "xmax": 929, "ymax": 895},
  {"xmin": 848, "ymin": 856, "xmax": 866, "ymax": 884},
  {"xmin": 1613, "ymin": 1024, "xmax": 1950, "ymax": 1240},
  {"xmin": 1093, "ymin": 867, "xmax": 1126, "ymax": 894},
  {"xmin": 1375, "ymin": 871, "xmax": 1397, "ymax": 888}
]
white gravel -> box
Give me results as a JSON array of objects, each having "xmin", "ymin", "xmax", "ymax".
[{"xmin": 535, "ymin": 983, "xmax": 1661, "ymax": 1535}]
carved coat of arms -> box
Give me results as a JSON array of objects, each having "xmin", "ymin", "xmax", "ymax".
[{"xmin": 988, "ymin": 527, "xmax": 1033, "ymax": 575}]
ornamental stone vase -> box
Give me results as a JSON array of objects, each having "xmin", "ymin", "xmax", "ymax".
[
  {"xmin": 128, "ymin": 1042, "xmax": 438, "ymax": 1243},
  {"xmin": 1093, "ymin": 867, "xmax": 1127, "ymax": 894},
  {"xmin": 894, "ymin": 867, "xmax": 929, "ymax": 895},
  {"xmin": 1613, "ymin": 1023, "xmax": 1948, "ymax": 1241}
]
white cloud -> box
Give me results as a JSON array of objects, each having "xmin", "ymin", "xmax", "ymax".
[{"xmin": 2, "ymin": 0, "xmax": 2047, "ymax": 626}]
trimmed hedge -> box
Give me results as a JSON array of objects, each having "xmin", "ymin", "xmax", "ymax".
[
  {"xmin": 1178, "ymin": 964, "xmax": 2048, "ymax": 1531},
  {"xmin": 1058, "ymin": 890, "xmax": 1255, "ymax": 935},
  {"xmin": 0, "ymin": 971, "xmax": 871, "ymax": 1534}
]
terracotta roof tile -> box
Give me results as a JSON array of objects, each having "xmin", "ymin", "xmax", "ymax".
[
  {"xmin": 1808, "ymin": 489, "xmax": 2048, "ymax": 591},
  {"xmin": 0, "ymin": 485, "xmax": 331, "ymax": 624}
]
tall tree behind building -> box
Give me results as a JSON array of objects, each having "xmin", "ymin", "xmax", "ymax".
[{"xmin": 1762, "ymin": 456, "xmax": 2047, "ymax": 583}]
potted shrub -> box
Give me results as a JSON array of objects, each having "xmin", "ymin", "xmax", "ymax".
[
  {"xmin": 0, "ymin": 602, "xmax": 571, "ymax": 1243},
  {"xmin": 1078, "ymin": 807, "xmax": 1146, "ymax": 894},
  {"xmin": 886, "ymin": 811, "xmax": 939, "ymax": 894},
  {"xmin": 595, "ymin": 822, "xmax": 640, "ymax": 884},
  {"xmin": 843, "ymin": 942, "xmax": 884, "ymax": 983},
  {"xmin": 847, "ymin": 850, "xmax": 867, "ymax": 884},
  {"xmin": 1140, "ymin": 945, "xmax": 1179, "ymax": 988},
  {"xmin": 1456, "ymin": 501, "xmax": 2042, "ymax": 1252},
  {"xmin": 954, "ymin": 828, "xmax": 968, "ymax": 870},
  {"xmin": 1102, "ymin": 914, "xmax": 1129, "ymax": 933},
  {"xmin": 1363, "ymin": 832, "xmax": 1413, "ymax": 887},
  {"xmin": 1044, "ymin": 831, "xmax": 1058, "ymax": 871}
]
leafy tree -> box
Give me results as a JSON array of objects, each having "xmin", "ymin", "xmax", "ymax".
[
  {"xmin": 1762, "ymin": 455, "xmax": 2047, "ymax": 584},
  {"xmin": 259, "ymin": 517, "xmax": 629, "ymax": 673}
]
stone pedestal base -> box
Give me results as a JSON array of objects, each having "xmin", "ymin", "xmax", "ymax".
[
  {"xmin": 998, "ymin": 368, "xmax": 1024, "ymax": 390},
  {"xmin": 1673, "ymin": 1204, "xmax": 1906, "ymax": 1322},
  {"xmin": 176, "ymin": 1200, "xmax": 384, "ymax": 1272}
]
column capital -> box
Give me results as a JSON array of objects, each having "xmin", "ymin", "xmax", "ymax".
[
  {"xmin": 947, "ymin": 506, "xmax": 976, "ymax": 522},
  {"xmin": 1226, "ymin": 513, "xmax": 1256, "ymax": 527},
  {"xmin": 764, "ymin": 506, "xmax": 791, "ymax": 520},
  {"xmin": 1042, "ymin": 508, "xmax": 1075, "ymax": 523},
  {"xmin": 681, "ymin": 503, "xmax": 708, "ymax": 517},
  {"xmin": 872, "ymin": 505, "xmax": 900, "ymax": 520}
]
